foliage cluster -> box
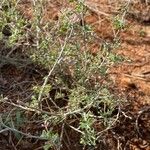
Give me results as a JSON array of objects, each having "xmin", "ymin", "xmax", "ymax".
[{"xmin": 0, "ymin": 0, "xmax": 126, "ymax": 149}]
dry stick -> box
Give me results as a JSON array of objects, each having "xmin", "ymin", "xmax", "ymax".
[
  {"xmin": 135, "ymin": 107, "xmax": 150, "ymax": 137},
  {"xmin": 32, "ymin": 0, "xmax": 43, "ymax": 49},
  {"xmin": 2, "ymin": 98, "xmax": 57, "ymax": 116},
  {"xmin": 124, "ymin": 73, "xmax": 149, "ymax": 81},
  {"xmin": 0, "ymin": 117, "xmax": 47, "ymax": 140},
  {"xmin": 10, "ymin": 133, "xmax": 18, "ymax": 150},
  {"xmin": 83, "ymin": 1, "xmax": 111, "ymax": 17},
  {"xmin": 1, "ymin": 97, "xmax": 94, "ymax": 120},
  {"xmin": 63, "ymin": 129, "xmax": 72, "ymax": 150},
  {"xmin": 38, "ymin": 27, "xmax": 74, "ymax": 105},
  {"xmin": 96, "ymin": 106, "xmax": 121, "ymax": 139},
  {"xmin": 58, "ymin": 122, "xmax": 65, "ymax": 150},
  {"xmin": 68, "ymin": 125, "xmax": 84, "ymax": 134},
  {"xmin": 0, "ymin": 128, "xmax": 9, "ymax": 134}
]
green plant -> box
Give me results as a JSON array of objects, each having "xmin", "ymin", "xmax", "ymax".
[
  {"xmin": 0, "ymin": 0, "xmax": 27, "ymax": 46},
  {"xmin": 0, "ymin": 0, "xmax": 126, "ymax": 149},
  {"xmin": 113, "ymin": 16, "xmax": 126, "ymax": 30},
  {"xmin": 79, "ymin": 112, "xmax": 96, "ymax": 146},
  {"xmin": 139, "ymin": 29, "xmax": 146, "ymax": 37},
  {"xmin": 41, "ymin": 130, "xmax": 59, "ymax": 150}
]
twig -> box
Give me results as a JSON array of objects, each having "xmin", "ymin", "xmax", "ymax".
[
  {"xmin": 135, "ymin": 106, "xmax": 150, "ymax": 137},
  {"xmin": 97, "ymin": 106, "xmax": 121, "ymax": 138},
  {"xmin": 124, "ymin": 73, "xmax": 149, "ymax": 81},
  {"xmin": 0, "ymin": 128, "xmax": 9, "ymax": 134},
  {"xmin": 68, "ymin": 125, "xmax": 84, "ymax": 134},
  {"xmin": 38, "ymin": 26, "xmax": 74, "ymax": 105},
  {"xmin": 83, "ymin": 1, "xmax": 111, "ymax": 17},
  {"xmin": 1, "ymin": 98, "xmax": 56, "ymax": 116},
  {"xmin": 58, "ymin": 122, "xmax": 65, "ymax": 150},
  {"xmin": 0, "ymin": 117, "xmax": 47, "ymax": 140}
]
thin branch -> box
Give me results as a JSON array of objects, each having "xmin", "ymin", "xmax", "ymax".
[
  {"xmin": 135, "ymin": 106, "xmax": 150, "ymax": 137},
  {"xmin": 0, "ymin": 117, "xmax": 47, "ymax": 140},
  {"xmin": 83, "ymin": 1, "xmax": 111, "ymax": 17},
  {"xmin": 38, "ymin": 26, "xmax": 74, "ymax": 104}
]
